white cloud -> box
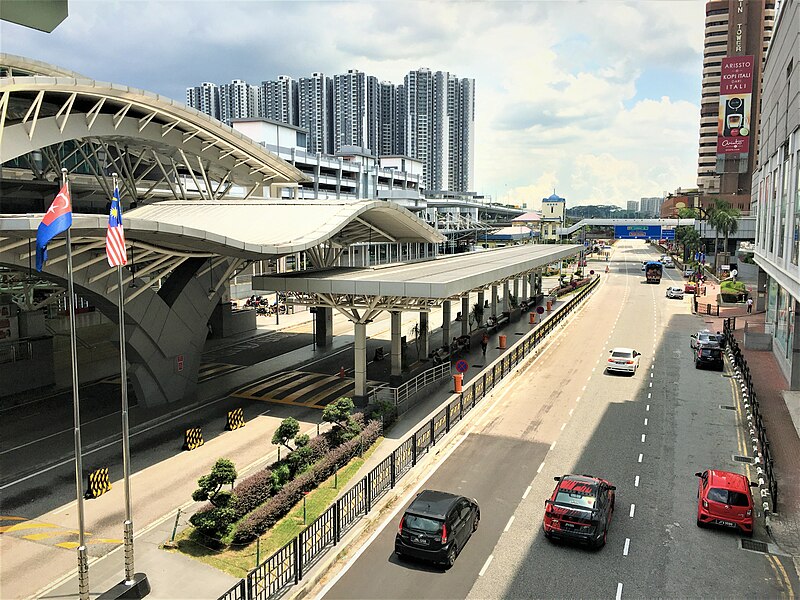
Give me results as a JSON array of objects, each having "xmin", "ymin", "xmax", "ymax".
[{"xmin": 0, "ymin": 0, "xmax": 706, "ymax": 208}]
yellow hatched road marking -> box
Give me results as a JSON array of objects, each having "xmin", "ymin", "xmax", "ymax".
[
  {"xmin": 235, "ymin": 371, "xmax": 299, "ymax": 397},
  {"xmin": 282, "ymin": 374, "xmax": 344, "ymax": 403},
  {"xmin": 55, "ymin": 541, "xmax": 80, "ymax": 549},
  {"xmin": 266, "ymin": 373, "xmax": 327, "ymax": 398},
  {"xmin": 306, "ymin": 380, "xmax": 355, "ymax": 406},
  {"xmin": 1, "ymin": 521, "xmax": 58, "ymax": 533}
]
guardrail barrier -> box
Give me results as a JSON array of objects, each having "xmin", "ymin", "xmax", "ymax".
[
  {"xmin": 226, "ymin": 408, "xmax": 246, "ymax": 431},
  {"xmin": 218, "ymin": 275, "xmax": 601, "ymax": 600},
  {"xmin": 183, "ymin": 427, "xmax": 205, "ymax": 451},
  {"xmin": 85, "ymin": 467, "xmax": 111, "ymax": 499}
]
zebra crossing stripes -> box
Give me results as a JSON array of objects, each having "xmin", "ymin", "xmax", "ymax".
[
  {"xmin": 98, "ymin": 362, "xmax": 244, "ymax": 385},
  {"xmin": 230, "ymin": 370, "xmax": 381, "ymax": 409}
]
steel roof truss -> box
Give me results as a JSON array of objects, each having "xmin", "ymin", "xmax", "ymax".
[
  {"xmin": 138, "ymin": 111, "xmax": 157, "ymax": 133},
  {"xmin": 177, "ymin": 148, "xmax": 207, "ymax": 201},
  {"xmin": 55, "ymin": 92, "xmax": 77, "ymax": 133},
  {"xmin": 208, "ymin": 259, "xmax": 242, "ymax": 300},
  {"xmin": 0, "ymin": 90, "xmax": 8, "ymax": 149},
  {"xmin": 85, "ymin": 97, "xmax": 106, "ymax": 130},
  {"xmin": 22, "ymin": 90, "xmax": 45, "ymax": 141},
  {"xmin": 354, "ymin": 217, "xmax": 397, "ymax": 243},
  {"xmin": 112, "ymin": 102, "xmax": 132, "ymax": 130},
  {"xmin": 161, "ymin": 120, "xmax": 179, "ymax": 137}
]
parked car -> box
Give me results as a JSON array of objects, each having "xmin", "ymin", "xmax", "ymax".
[
  {"xmin": 684, "ymin": 281, "xmax": 697, "ymax": 294},
  {"xmin": 395, "ymin": 490, "xmax": 479, "ymax": 567},
  {"xmin": 695, "ymin": 469, "xmax": 756, "ymax": 535},
  {"xmin": 666, "ymin": 286, "xmax": 684, "ymax": 299},
  {"xmin": 606, "ymin": 347, "xmax": 640, "ymax": 374},
  {"xmin": 543, "ymin": 474, "xmax": 616, "ymax": 548},
  {"xmin": 690, "ymin": 330, "xmax": 720, "ymax": 349},
  {"xmin": 694, "ymin": 346, "xmax": 724, "ymax": 370}
]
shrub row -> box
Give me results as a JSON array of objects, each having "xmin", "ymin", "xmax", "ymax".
[{"xmin": 233, "ymin": 420, "xmax": 382, "ymax": 543}]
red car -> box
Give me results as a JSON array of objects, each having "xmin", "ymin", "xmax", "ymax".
[
  {"xmin": 684, "ymin": 282, "xmax": 697, "ymax": 294},
  {"xmin": 543, "ymin": 474, "xmax": 615, "ymax": 548},
  {"xmin": 695, "ymin": 469, "xmax": 756, "ymax": 535}
]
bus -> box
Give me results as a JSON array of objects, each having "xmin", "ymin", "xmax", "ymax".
[{"xmin": 645, "ymin": 261, "xmax": 663, "ymax": 284}]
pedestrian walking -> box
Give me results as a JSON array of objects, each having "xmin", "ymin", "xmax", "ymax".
[
  {"xmin": 746, "ymin": 297, "xmax": 753, "ymax": 314},
  {"xmin": 481, "ymin": 333, "xmax": 489, "ymax": 356}
]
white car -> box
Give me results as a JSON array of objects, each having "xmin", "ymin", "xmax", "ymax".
[
  {"xmin": 606, "ymin": 347, "xmax": 640, "ymax": 374},
  {"xmin": 663, "ymin": 258, "xmax": 675, "ymax": 268},
  {"xmin": 666, "ymin": 286, "xmax": 684, "ymax": 299}
]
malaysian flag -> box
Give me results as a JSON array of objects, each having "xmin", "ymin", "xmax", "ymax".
[{"xmin": 106, "ymin": 185, "xmax": 127, "ymax": 266}]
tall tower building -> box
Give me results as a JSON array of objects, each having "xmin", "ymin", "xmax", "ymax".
[
  {"xmin": 258, "ymin": 76, "xmax": 298, "ymax": 126},
  {"xmin": 332, "ymin": 69, "xmax": 381, "ymax": 154},
  {"xmin": 299, "ymin": 72, "xmax": 332, "ymax": 154},
  {"xmin": 696, "ymin": 0, "xmax": 776, "ymax": 204},
  {"xmin": 379, "ymin": 81, "xmax": 397, "ymax": 156},
  {"xmin": 186, "ymin": 82, "xmax": 221, "ymax": 121},
  {"xmin": 394, "ymin": 83, "xmax": 407, "ymax": 156},
  {"xmin": 401, "ymin": 68, "xmax": 474, "ymax": 192},
  {"xmin": 219, "ymin": 79, "xmax": 258, "ymax": 125}
]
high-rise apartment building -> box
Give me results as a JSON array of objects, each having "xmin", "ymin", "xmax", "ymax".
[
  {"xmin": 696, "ymin": 0, "xmax": 776, "ymax": 207},
  {"xmin": 448, "ymin": 76, "xmax": 475, "ymax": 192},
  {"xmin": 627, "ymin": 200, "xmax": 639, "ymax": 213},
  {"xmin": 639, "ymin": 196, "xmax": 664, "ymax": 217},
  {"xmin": 219, "ymin": 79, "xmax": 258, "ymax": 125},
  {"xmin": 332, "ymin": 69, "xmax": 381, "ymax": 154},
  {"xmin": 298, "ymin": 73, "xmax": 332, "ymax": 155},
  {"xmin": 379, "ymin": 82, "xmax": 397, "ymax": 156},
  {"xmin": 186, "ymin": 82, "xmax": 221, "ymax": 121},
  {"xmin": 258, "ymin": 76, "xmax": 298, "ymax": 126},
  {"xmin": 403, "ymin": 69, "xmax": 449, "ymax": 191}
]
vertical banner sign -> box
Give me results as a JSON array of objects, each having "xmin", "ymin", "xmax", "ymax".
[{"xmin": 716, "ymin": 55, "xmax": 754, "ymax": 155}]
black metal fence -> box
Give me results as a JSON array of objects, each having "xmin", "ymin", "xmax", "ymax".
[
  {"xmin": 693, "ymin": 297, "xmax": 720, "ymax": 316},
  {"xmin": 722, "ymin": 318, "xmax": 778, "ymax": 515},
  {"xmin": 219, "ymin": 275, "xmax": 601, "ymax": 600}
]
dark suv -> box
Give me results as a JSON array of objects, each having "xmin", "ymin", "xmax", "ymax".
[
  {"xmin": 543, "ymin": 474, "xmax": 615, "ymax": 549},
  {"xmin": 395, "ymin": 490, "xmax": 479, "ymax": 567},
  {"xmin": 695, "ymin": 346, "xmax": 724, "ymax": 370}
]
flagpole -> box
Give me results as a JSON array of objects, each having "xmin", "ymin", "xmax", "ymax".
[
  {"xmin": 110, "ymin": 173, "xmax": 136, "ymax": 584},
  {"xmin": 63, "ymin": 168, "xmax": 90, "ymax": 600}
]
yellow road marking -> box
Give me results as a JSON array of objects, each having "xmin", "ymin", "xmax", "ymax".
[
  {"xmin": 283, "ymin": 375, "xmax": 348, "ymax": 403},
  {"xmin": 0, "ymin": 516, "xmax": 26, "ymax": 522},
  {"xmin": 55, "ymin": 541, "xmax": 80, "ymax": 549},
  {"xmin": 0, "ymin": 521, "xmax": 58, "ymax": 533},
  {"xmin": 235, "ymin": 371, "xmax": 299, "ymax": 397},
  {"xmin": 308, "ymin": 380, "xmax": 358, "ymax": 406}
]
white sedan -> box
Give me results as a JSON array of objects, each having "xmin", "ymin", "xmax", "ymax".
[
  {"xmin": 666, "ymin": 286, "xmax": 684, "ymax": 299},
  {"xmin": 606, "ymin": 347, "xmax": 640, "ymax": 375}
]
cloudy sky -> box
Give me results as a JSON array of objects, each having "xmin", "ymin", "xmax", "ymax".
[{"xmin": 1, "ymin": 0, "xmax": 706, "ymax": 209}]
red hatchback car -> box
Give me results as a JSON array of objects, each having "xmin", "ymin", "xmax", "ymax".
[
  {"xmin": 543, "ymin": 474, "xmax": 616, "ymax": 548},
  {"xmin": 695, "ymin": 469, "xmax": 756, "ymax": 535}
]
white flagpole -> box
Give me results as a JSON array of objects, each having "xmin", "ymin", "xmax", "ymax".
[
  {"xmin": 63, "ymin": 168, "xmax": 90, "ymax": 600},
  {"xmin": 113, "ymin": 173, "xmax": 136, "ymax": 583}
]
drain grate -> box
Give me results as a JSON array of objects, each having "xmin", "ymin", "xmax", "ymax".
[
  {"xmin": 732, "ymin": 454, "xmax": 754, "ymax": 463},
  {"xmin": 740, "ymin": 539, "xmax": 769, "ymax": 553},
  {"xmin": 720, "ymin": 405, "xmax": 737, "ymax": 410},
  {"xmin": 514, "ymin": 332, "xmax": 525, "ymax": 335}
]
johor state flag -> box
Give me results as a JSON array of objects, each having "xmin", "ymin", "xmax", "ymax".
[
  {"xmin": 105, "ymin": 186, "xmax": 127, "ymax": 267},
  {"xmin": 36, "ymin": 184, "xmax": 72, "ymax": 271}
]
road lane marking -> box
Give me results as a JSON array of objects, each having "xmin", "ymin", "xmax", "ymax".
[
  {"xmin": 638, "ymin": 453, "xmax": 643, "ymax": 463},
  {"xmin": 504, "ymin": 516, "xmax": 515, "ymax": 532},
  {"xmin": 523, "ymin": 485, "xmax": 531, "ymax": 500},
  {"xmin": 560, "ymin": 423, "xmax": 566, "ymax": 431},
  {"xmin": 650, "ymin": 373, "xmax": 653, "ymax": 378},
  {"xmin": 646, "ymin": 404, "xmax": 650, "ymax": 411},
  {"xmin": 537, "ymin": 462, "xmax": 545, "ymax": 473},
  {"xmin": 576, "ymin": 397, "xmax": 581, "ymax": 403},
  {"xmin": 616, "ymin": 582, "xmax": 623, "ymax": 600},
  {"xmin": 647, "ymin": 393, "xmax": 651, "ymax": 399},
  {"xmin": 634, "ymin": 476, "xmax": 640, "ymax": 487},
  {"xmin": 641, "ymin": 434, "xmax": 646, "ymax": 442},
  {"xmin": 569, "ymin": 409, "xmax": 574, "ymax": 416},
  {"xmin": 479, "ymin": 555, "xmax": 494, "ymax": 577},
  {"xmin": 649, "ymin": 382, "xmax": 653, "ymax": 388},
  {"xmin": 550, "ymin": 441, "xmax": 557, "ymax": 450},
  {"xmin": 644, "ymin": 418, "xmax": 648, "ymax": 426},
  {"xmin": 582, "ymin": 385, "xmax": 586, "ymax": 391},
  {"xmin": 623, "ymin": 538, "xmax": 630, "ymax": 556},
  {"xmin": 629, "ymin": 504, "xmax": 636, "ymax": 518}
]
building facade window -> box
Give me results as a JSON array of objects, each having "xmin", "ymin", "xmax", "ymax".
[
  {"xmin": 793, "ymin": 151, "xmax": 800, "ymax": 266},
  {"xmin": 774, "ymin": 286, "xmax": 791, "ymax": 359},
  {"xmin": 769, "ymin": 167, "xmax": 778, "ymax": 253},
  {"xmin": 778, "ymin": 155, "xmax": 789, "ymax": 258}
]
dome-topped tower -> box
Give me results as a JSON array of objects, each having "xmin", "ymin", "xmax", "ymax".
[{"xmin": 540, "ymin": 191, "xmax": 566, "ymax": 241}]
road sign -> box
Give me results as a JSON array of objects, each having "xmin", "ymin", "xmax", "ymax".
[
  {"xmin": 614, "ymin": 225, "xmax": 662, "ymax": 240},
  {"xmin": 455, "ymin": 359, "xmax": 468, "ymax": 373},
  {"xmin": 661, "ymin": 229, "xmax": 675, "ymax": 240},
  {"xmin": 536, "ymin": 306, "xmax": 545, "ymax": 314}
]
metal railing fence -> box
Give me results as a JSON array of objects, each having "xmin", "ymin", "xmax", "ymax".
[{"xmin": 220, "ymin": 275, "xmax": 601, "ymax": 600}]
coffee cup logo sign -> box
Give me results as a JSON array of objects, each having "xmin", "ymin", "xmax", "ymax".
[{"xmin": 716, "ymin": 55, "xmax": 754, "ymax": 155}]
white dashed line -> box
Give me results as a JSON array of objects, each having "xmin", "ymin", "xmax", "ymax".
[
  {"xmin": 504, "ymin": 516, "xmax": 515, "ymax": 532},
  {"xmin": 576, "ymin": 397, "xmax": 581, "ymax": 403},
  {"xmin": 522, "ymin": 485, "xmax": 531, "ymax": 500},
  {"xmin": 647, "ymin": 393, "xmax": 651, "ymax": 399},
  {"xmin": 646, "ymin": 404, "xmax": 650, "ymax": 411},
  {"xmin": 651, "ymin": 364, "xmax": 654, "ymax": 370},
  {"xmin": 616, "ymin": 582, "xmax": 623, "ymax": 600},
  {"xmin": 649, "ymin": 382, "xmax": 653, "ymax": 388},
  {"xmin": 550, "ymin": 440, "xmax": 557, "ymax": 450},
  {"xmin": 537, "ymin": 462, "xmax": 545, "ymax": 473},
  {"xmin": 560, "ymin": 423, "xmax": 566, "ymax": 431},
  {"xmin": 638, "ymin": 453, "xmax": 643, "ymax": 463},
  {"xmin": 582, "ymin": 385, "xmax": 587, "ymax": 391},
  {"xmin": 479, "ymin": 555, "xmax": 494, "ymax": 577},
  {"xmin": 635, "ymin": 475, "xmax": 640, "ymax": 487},
  {"xmin": 644, "ymin": 418, "xmax": 648, "ymax": 426},
  {"xmin": 623, "ymin": 538, "xmax": 630, "ymax": 556},
  {"xmin": 629, "ymin": 504, "xmax": 636, "ymax": 518},
  {"xmin": 650, "ymin": 372, "xmax": 653, "ymax": 378},
  {"xmin": 641, "ymin": 434, "xmax": 646, "ymax": 442},
  {"xmin": 569, "ymin": 408, "xmax": 574, "ymax": 416}
]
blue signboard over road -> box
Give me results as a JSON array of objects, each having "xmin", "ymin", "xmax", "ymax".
[
  {"xmin": 661, "ymin": 228, "xmax": 676, "ymax": 240},
  {"xmin": 613, "ymin": 225, "xmax": 662, "ymax": 240}
]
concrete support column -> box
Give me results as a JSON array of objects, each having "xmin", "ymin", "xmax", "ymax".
[
  {"xmin": 354, "ymin": 321, "xmax": 368, "ymax": 404},
  {"xmin": 491, "ymin": 285, "xmax": 498, "ymax": 318},
  {"xmin": 442, "ymin": 300, "xmax": 451, "ymax": 346},
  {"xmin": 521, "ymin": 275, "xmax": 528, "ymax": 300},
  {"xmin": 315, "ymin": 307, "xmax": 333, "ymax": 347},
  {"xmin": 390, "ymin": 311, "xmax": 402, "ymax": 384},
  {"xmin": 461, "ymin": 295, "xmax": 470, "ymax": 336},
  {"xmin": 478, "ymin": 290, "xmax": 485, "ymax": 310},
  {"xmin": 503, "ymin": 281, "xmax": 510, "ymax": 314},
  {"xmin": 513, "ymin": 279, "xmax": 519, "ymax": 304},
  {"xmin": 419, "ymin": 312, "xmax": 430, "ymax": 359}
]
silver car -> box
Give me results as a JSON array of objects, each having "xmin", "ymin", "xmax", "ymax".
[
  {"xmin": 666, "ymin": 286, "xmax": 684, "ymax": 299},
  {"xmin": 690, "ymin": 330, "xmax": 721, "ymax": 349}
]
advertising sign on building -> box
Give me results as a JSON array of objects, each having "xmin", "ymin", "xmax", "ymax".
[
  {"xmin": 716, "ymin": 55, "xmax": 754, "ymax": 155},
  {"xmin": 613, "ymin": 225, "xmax": 662, "ymax": 240}
]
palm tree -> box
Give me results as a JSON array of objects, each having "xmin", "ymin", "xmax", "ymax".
[
  {"xmin": 715, "ymin": 207, "xmax": 740, "ymax": 269},
  {"xmin": 707, "ymin": 199, "xmax": 730, "ymax": 269}
]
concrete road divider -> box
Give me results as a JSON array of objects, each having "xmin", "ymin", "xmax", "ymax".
[
  {"xmin": 183, "ymin": 427, "xmax": 205, "ymax": 451},
  {"xmin": 85, "ymin": 467, "xmax": 111, "ymax": 499},
  {"xmin": 226, "ymin": 408, "xmax": 246, "ymax": 431}
]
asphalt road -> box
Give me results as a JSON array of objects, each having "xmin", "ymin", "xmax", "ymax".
[{"xmin": 317, "ymin": 240, "xmax": 797, "ymax": 600}]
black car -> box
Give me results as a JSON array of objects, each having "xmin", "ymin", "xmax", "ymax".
[
  {"xmin": 695, "ymin": 346, "xmax": 724, "ymax": 370},
  {"xmin": 543, "ymin": 474, "xmax": 616, "ymax": 548},
  {"xmin": 395, "ymin": 490, "xmax": 479, "ymax": 567}
]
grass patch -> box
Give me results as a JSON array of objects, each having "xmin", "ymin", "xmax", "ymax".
[
  {"xmin": 720, "ymin": 280, "xmax": 747, "ymax": 294},
  {"xmin": 168, "ymin": 438, "xmax": 382, "ymax": 578}
]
